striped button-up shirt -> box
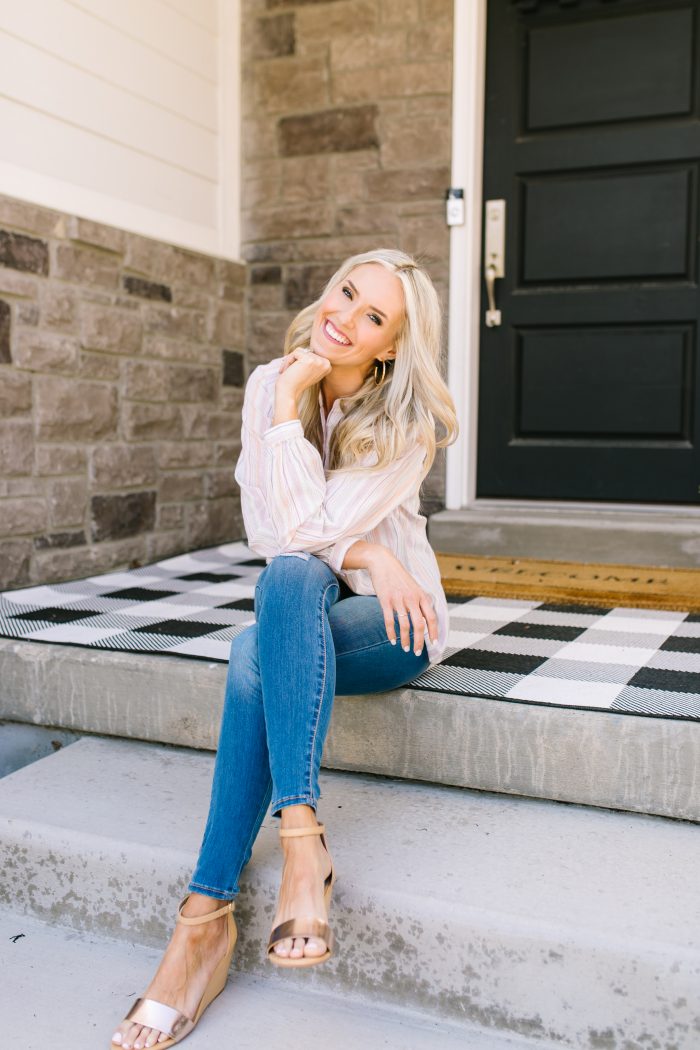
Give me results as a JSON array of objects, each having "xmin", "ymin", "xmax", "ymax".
[{"xmin": 234, "ymin": 357, "xmax": 448, "ymax": 665}]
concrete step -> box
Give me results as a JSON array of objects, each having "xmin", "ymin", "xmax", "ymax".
[
  {"xmin": 1, "ymin": 908, "xmax": 542, "ymax": 1050},
  {"xmin": 2, "ymin": 636, "xmax": 698, "ymax": 822},
  {"xmin": 429, "ymin": 505, "xmax": 700, "ymax": 568},
  {"xmin": 0, "ymin": 737, "xmax": 698, "ymax": 1048}
]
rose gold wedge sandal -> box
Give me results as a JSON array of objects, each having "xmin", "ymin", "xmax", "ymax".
[
  {"xmin": 109, "ymin": 895, "xmax": 236, "ymax": 1049},
  {"xmin": 267, "ymin": 822, "xmax": 336, "ymax": 968}
]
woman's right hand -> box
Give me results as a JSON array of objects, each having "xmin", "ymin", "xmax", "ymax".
[
  {"xmin": 364, "ymin": 545, "xmax": 439, "ymax": 656},
  {"xmin": 277, "ymin": 347, "xmax": 331, "ymax": 397}
]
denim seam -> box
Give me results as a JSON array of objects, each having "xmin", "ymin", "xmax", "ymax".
[
  {"xmin": 187, "ymin": 880, "xmax": 236, "ymax": 901},
  {"xmin": 306, "ymin": 577, "xmax": 338, "ymax": 805},
  {"xmin": 337, "ymin": 636, "xmax": 416, "ymax": 658}
]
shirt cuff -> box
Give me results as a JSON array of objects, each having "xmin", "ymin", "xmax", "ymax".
[
  {"xmin": 263, "ymin": 418, "xmax": 304, "ymax": 446},
  {"xmin": 327, "ymin": 535, "xmax": 361, "ymax": 575}
]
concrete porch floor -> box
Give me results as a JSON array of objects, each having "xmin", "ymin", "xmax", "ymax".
[{"xmin": 429, "ymin": 505, "xmax": 700, "ymax": 568}]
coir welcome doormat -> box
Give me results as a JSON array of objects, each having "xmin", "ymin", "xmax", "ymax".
[
  {"xmin": 437, "ymin": 554, "xmax": 700, "ymax": 613},
  {"xmin": 0, "ymin": 542, "xmax": 698, "ymax": 721}
]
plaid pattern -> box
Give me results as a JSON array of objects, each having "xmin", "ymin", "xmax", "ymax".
[{"xmin": 1, "ymin": 542, "xmax": 698, "ymax": 722}]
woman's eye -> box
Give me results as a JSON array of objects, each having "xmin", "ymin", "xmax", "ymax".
[
  {"xmin": 369, "ymin": 313, "xmax": 382, "ymax": 326},
  {"xmin": 342, "ymin": 286, "xmax": 352, "ymax": 299}
]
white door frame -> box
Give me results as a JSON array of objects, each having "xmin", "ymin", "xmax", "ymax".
[
  {"xmin": 445, "ymin": 0, "xmax": 488, "ymax": 511},
  {"xmin": 444, "ymin": 0, "xmax": 700, "ymax": 518}
]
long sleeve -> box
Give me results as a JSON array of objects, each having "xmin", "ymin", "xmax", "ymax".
[{"xmin": 234, "ymin": 361, "xmax": 427, "ymax": 569}]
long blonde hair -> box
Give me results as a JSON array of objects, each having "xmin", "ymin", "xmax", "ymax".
[{"xmin": 283, "ymin": 248, "xmax": 458, "ymax": 480}]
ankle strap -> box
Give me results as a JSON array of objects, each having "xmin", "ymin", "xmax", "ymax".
[
  {"xmin": 279, "ymin": 823, "xmax": 325, "ymax": 839},
  {"xmin": 177, "ymin": 895, "xmax": 235, "ymax": 925}
]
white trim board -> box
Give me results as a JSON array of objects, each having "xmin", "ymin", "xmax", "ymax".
[{"xmin": 446, "ymin": 0, "xmax": 487, "ymax": 511}]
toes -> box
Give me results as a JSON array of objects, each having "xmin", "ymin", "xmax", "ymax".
[
  {"xmin": 304, "ymin": 937, "xmax": 326, "ymax": 957},
  {"xmin": 290, "ymin": 936, "xmax": 305, "ymax": 958},
  {"xmin": 274, "ymin": 937, "xmax": 293, "ymax": 957}
]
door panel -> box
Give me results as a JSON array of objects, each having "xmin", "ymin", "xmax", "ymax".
[{"xmin": 477, "ymin": 0, "xmax": 700, "ymax": 503}]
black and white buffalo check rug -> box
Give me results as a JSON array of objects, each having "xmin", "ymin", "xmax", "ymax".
[{"xmin": 1, "ymin": 542, "xmax": 698, "ymax": 722}]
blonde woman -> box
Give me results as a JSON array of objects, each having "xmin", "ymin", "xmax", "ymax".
[{"xmin": 110, "ymin": 248, "xmax": 458, "ymax": 1049}]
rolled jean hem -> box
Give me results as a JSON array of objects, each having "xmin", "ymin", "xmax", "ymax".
[
  {"xmin": 186, "ymin": 880, "xmax": 238, "ymax": 902},
  {"xmin": 271, "ymin": 793, "xmax": 317, "ymax": 817}
]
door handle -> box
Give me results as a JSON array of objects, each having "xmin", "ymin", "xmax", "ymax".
[{"xmin": 484, "ymin": 199, "xmax": 506, "ymax": 327}]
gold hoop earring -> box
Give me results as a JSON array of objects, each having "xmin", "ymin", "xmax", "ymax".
[{"xmin": 373, "ymin": 359, "xmax": 387, "ymax": 385}]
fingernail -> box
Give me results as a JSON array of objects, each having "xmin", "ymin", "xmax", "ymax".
[
  {"xmin": 403, "ymin": 645, "xmax": 410, "ymax": 652},
  {"xmin": 112, "ymin": 1037, "xmax": 122, "ymax": 1046},
  {"xmin": 430, "ymin": 638, "xmax": 437, "ymax": 646},
  {"xmin": 390, "ymin": 638, "xmax": 396, "ymax": 645},
  {"xmin": 414, "ymin": 649, "xmax": 421, "ymax": 656}
]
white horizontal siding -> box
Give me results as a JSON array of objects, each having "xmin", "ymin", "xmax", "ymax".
[{"xmin": 0, "ymin": 0, "xmax": 240, "ymax": 259}]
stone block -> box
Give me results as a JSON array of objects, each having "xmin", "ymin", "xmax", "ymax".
[
  {"xmin": 219, "ymin": 387, "xmax": 244, "ymax": 414},
  {"xmin": 91, "ymin": 490, "xmax": 157, "ymax": 542},
  {"xmin": 380, "ymin": 113, "xmax": 451, "ymax": 169},
  {"xmin": 209, "ymin": 304, "xmax": 245, "ymax": 345},
  {"xmin": 143, "ymin": 305, "xmax": 207, "ymax": 343},
  {"xmin": 0, "ymin": 269, "xmax": 37, "ymax": 298},
  {"xmin": 331, "ymin": 149, "xmax": 380, "ymax": 202},
  {"xmin": 251, "ymin": 266, "xmax": 282, "ymax": 285},
  {"xmin": 158, "ymin": 472, "xmax": 204, "ymax": 502},
  {"xmin": 123, "ymin": 276, "xmax": 172, "ymax": 302},
  {"xmin": 3, "ymin": 476, "xmax": 42, "ymax": 497},
  {"xmin": 181, "ymin": 406, "xmax": 239, "ymax": 441},
  {"xmin": 35, "ymin": 375, "xmax": 118, "ymax": 442},
  {"xmin": 332, "ymin": 61, "xmax": 451, "ymax": 104},
  {"xmin": 217, "ymin": 258, "xmax": 246, "ymax": 288},
  {"xmin": 214, "ymin": 442, "xmax": 241, "ymax": 466},
  {"xmin": 399, "ymin": 213, "xmax": 449, "ymax": 268},
  {"xmin": 157, "ymin": 442, "xmax": 214, "ymax": 470},
  {"xmin": 186, "ymin": 497, "xmax": 242, "ymax": 547},
  {"xmin": 78, "ymin": 351, "xmax": 122, "ymax": 381},
  {"xmin": 248, "ymin": 282, "xmax": 284, "ymax": 311},
  {"xmin": 47, "ymin": 478, "xmax": 88, "ymax": 528},
  {"xmin": 52, "ymin": 244, "xmax": 119, "ymax": 289},
  {"xmin": 0, "ymin": 498, "xmax": 46, "ymax": 537},
  {"xmin": 381, "ymin": 0, "xmax": 419, "ymax": 22},
  {"xmin": 0, "ymin": 420, "xmax": 34, "ymax": 474},
  {"xmin": 222, "ymin": 349, "xmax": 245, "ymax": 387},
  {"xmin": 122, "ymin": 234, "xmax": 176, "ymax": 283},
  {"xmin": 365, "ymin": 165, "xmax": 451, "ymax": 202},
  {"xmin": 0, "ymin": 230, "xmax": 49, "ymax": 276},
  {"xmin": 141, "ymin": 336, "xmax": 215, "ymax": 364},
  {"xmin": 156, "ymin": 504, "xmax": 185, "ymax": 530},
  {"xmin": 244, "ymin": 202, "xmax": 335, "ymax": 242},
  {"xmin": 122, "ymin": 402, "xmax": 183, "ymax": 441},
  {"xmin": 81, "ymin": 302, "xmax": 143, "ymax": 355},
  {"xmin": 32, "ymin": 536, "xmax": 148, "ymax": 583},
  {"xmin": 35, "ymin": 446, "xmax": 87, "ymax": 476},
  {"xmin": 13, "ymin": 329, "xmax": 79, "ymax": 373},
  {"xmin": 241, "ymin": 113, "xmax": 279, "ymax": 161},
  {"xmin": 252, "ymin": 12, "xmax": 295, "ymax": 58},
  {"xmin": 278, "ymin": 106, "xmax": 378, "ymax": 157},
  {"xmin": 407, "ymin": 18, "xmax": 452, "ymax": 58},
  {"xmin": 330, "ymin": 30, "xmax": 406, "ymax": 71},
  {"xmin": 295, "ymin": 0, "xmax": 378, "ymax": 40},
  {"xmin": 169, "ymin": 364, "xmax": 218, "ymax": 402},
  {"xmin": 123, "ymin": 360, "xmax": 170, "ymax": 401},
  {"xmin": 0, "ymin": 196, "xmax": 63, "ymax": 239},
  {"xmin": 40, "ymin": 287, "xmax": 78, "ymax": 329},
  {"xmin": 16, "ymin": 301, "xmax": 39, "ymax": 326},
  {"xmin": 0, "ymin": 300, "xmax": 10, "ymax": 362},
  {"xmin": 247, "ymin": 311, "xmax": 293, "ymax": 363},
  {"xmin": 204, "ymin": 469, "xmax": 237, "ymax": 499},
  {"xmin": 284, "ymin": 264, "xmax": 333, "ymax": 310},
  {"xmin": 267, "ymin": 0, "xmax": 343, "ymax": 5},
  {"xmin": 66, "ymin": 215, "xmax": 126, "ymax": 254},
  {"xmin": 335, "ymin": 202, "xmax": 399, "ymax": 236},
  {"xmin": 254, "ymin": 57, "xmax": 328, "ymax": 114},
  {"xmin": 170, "ymin": 248, "xmax": 217, "ymax": 289},
  {"xmin": 419, "ymin": 0, "xmax": 453, "ymax": 20},
  {"xmin": 281, "ymin": 156, "xmax": 332, "ymax": 203},
  {"xmin": 0, "ymin": 369, "xmax": 32, "ymax": 416},
  {"xmin": 90, "ymin": 444, "xmax": 157, "ymax": 488},
  {"xmin": 33, "ymin": 530, "xmax": 87, "ymax": 550},
  {"xmin": 0, "ymin": 537, "xmax": 31, "ymax": 588}
]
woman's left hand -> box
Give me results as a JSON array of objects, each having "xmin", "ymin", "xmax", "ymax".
[{"xmin": 364, "ymin": 545, "xmax": 439, "ymax": 657}]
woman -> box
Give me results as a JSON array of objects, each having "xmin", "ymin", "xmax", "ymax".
[{"xmin": 110, "ymin": 248, "xmax": 458, "ymax": 1049}]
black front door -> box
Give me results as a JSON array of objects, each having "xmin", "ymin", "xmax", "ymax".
[{"xmin": 477, "ymin": 0, "xmax": 700, "ymax": 503}]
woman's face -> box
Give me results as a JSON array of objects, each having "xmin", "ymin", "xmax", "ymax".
[{"xmin": 310, "ymin": 263, "xmax": 404, "ymax": 373}]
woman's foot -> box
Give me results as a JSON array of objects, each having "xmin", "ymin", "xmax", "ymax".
[
  {"xmin": 110, "ymin": 894, "xmax": 232, "ymax": 1049},
  {"xmin": 270, "ymin": 806, "xmax": 333, "ymax": 961}
]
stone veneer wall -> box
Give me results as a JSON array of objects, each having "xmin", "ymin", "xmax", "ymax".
[
  {"xmin": 242, "ymin": 0, "xmax": 453, "ymax": 510},
  {"xmin": 0, "ymin": 195, "xmax": 246, "ymax": 591}
]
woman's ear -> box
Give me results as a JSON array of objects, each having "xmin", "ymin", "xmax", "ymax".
[{"xmin": 381, "ymin": 345, "xmax": 398, "ymax": 362}]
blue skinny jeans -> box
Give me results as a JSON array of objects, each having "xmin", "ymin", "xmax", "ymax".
[{"xmin": 188, "ymin": 552, "xmax": 429, "ymax": 900}]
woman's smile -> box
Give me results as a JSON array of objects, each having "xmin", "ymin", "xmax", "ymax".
[{"xmin": 322, "ymin": 318, "xmax": 352, "ymax": 346}]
